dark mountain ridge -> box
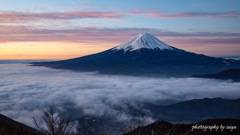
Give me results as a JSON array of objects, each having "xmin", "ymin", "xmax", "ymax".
[
  {"xmin": 192, "ymin": 68, "xmax": 240, "ymax": 82},
  {"xmin": 133, "ymin": 97, "xmax": 240, "ymax": 122}
]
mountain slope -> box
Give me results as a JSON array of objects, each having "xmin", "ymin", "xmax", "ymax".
[
  {"xmin": 0, "ymin": 114, "xmax": 37, "ymax": 135},
  {"xmin": 31, "ymin": 33, "xmax": 240, "ymax": 76}
]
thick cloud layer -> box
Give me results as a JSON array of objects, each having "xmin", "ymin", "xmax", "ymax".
[{"xmin": 0, "ymin": 64, "xmax": 240, "ymax": 126}]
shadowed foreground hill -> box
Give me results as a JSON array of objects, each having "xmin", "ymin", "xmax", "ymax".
[
  {"xmin": 0, "ymin": 114, "xmax": 37, "ymax": 135},
  {"xmin": 124, "ymin": 119, "xmax": 240, "ymax": 135}
]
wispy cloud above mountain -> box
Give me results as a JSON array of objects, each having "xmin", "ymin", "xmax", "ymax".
[
  {"xmin": 145, "ymin": 11, "xmax": 240, "ymax": 19},
  {"xmin": 1, "ymin": 25, "xmax": 239, "ymax": 46},
  {"xmin": 1, "ymin": 10, "xmax": 239, "ymax": 23}
]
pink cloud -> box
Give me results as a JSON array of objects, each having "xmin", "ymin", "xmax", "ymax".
[
  {"xmin": 145, "ymin": 11, "xmax": 240, "ymax": 19},
  {"xmin": 166, "ymin": 38, "xmax": 240, "ymax": 47},
  {"xmin": 0, "ymin": 10, "xmax": 123, "ymax": 21},
  {"xmin": 1, "ymin": 9, "xmax": 239, "ymax": 25},
  {"xmin": 0, "ymin": 25, "xmax": 239, "ymax": 47}
]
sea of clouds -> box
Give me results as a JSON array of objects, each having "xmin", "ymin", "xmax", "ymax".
[{"xmin": 0, "ymin": 63, "xmax": 240, "ymax": 127}]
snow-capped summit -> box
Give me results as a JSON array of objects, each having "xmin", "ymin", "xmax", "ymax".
[{"xmin": 114, "ymin": 33, "xmax": 173, "ymax": 51}]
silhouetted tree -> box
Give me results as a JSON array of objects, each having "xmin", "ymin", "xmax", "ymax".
[{"xmin": 33, "ymin": 107, "xmax": 80, "ymax": 135}]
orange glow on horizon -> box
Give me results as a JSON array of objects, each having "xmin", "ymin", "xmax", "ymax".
[
  {"xmin": 1, "ymin": 41, "xmax": 239, "ymax": 60},
  {"xmin": 0, "ymin": 42, "xmax": 117, "ymax": 60}
]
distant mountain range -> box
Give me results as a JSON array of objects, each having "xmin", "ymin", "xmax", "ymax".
[
  {"xmin": 192, "ymin": 69, "xmax": 240, "ymax": 82},
  {"xmin": 124, "ymin": 119, "xmax": 240, "ymax": 135},
  {"xmin": 74, "ymin": 98, "xmax": 240, "ymax": 135},
  {"xmin": 31, "ymin": 33, "xmax": 240, "ymax": 77},
  {"xmin": 144, "ymin": 97, "xmax": 240, "ymax": 122}
]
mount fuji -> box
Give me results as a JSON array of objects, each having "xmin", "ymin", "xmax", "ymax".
[{"xmin": 31, "ymin": 33, "xmax": 240, "ymax": 77}]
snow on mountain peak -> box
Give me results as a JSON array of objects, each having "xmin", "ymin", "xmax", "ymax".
[{"xmin": 113, "ymin": 33, "xmax": 173, "ymax": 52}]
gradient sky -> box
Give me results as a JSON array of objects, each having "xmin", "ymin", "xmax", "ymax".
[{"xmin": 1, "ymin": 0, "xmax": 240, "ymax": 59}]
